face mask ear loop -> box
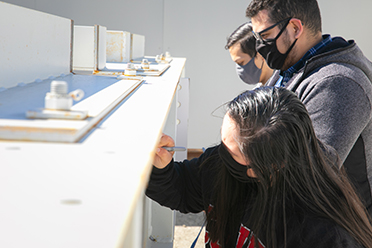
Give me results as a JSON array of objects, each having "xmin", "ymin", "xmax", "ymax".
[
  {"xmin": 284, "ymin": 38, "xmax": 298, "ymax": 56},
  {"xmin": 274, "ymin": 18, "xmax": 292, "ymax": 40}
]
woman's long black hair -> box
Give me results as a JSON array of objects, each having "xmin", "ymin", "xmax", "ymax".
[{"xmin": 206, "ymin": 87, "xmax": 372, "ymax": 247}]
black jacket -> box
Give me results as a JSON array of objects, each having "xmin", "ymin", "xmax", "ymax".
[
  {"xmin": 146, "ymin": 145, "xmax": 364, "ymax": 248},
  {"xmin": 268, "ymin": 36, "xmax": 372, "ymax": 214}
]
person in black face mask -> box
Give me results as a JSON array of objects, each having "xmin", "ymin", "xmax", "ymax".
[
  {"xmin": 246, "ymin": 0, "xmax": 372, "ymax": 217},
  {"xmin": 225, "ymin": 22, "xmax": 273, "ymax": 86},
  {"xmin": 146, "ymin": 87, "xmax": 372, "ymax": 248},
  {"xmin": 253, "ymin": 17, "xmax": 297, "ymax": 70}
]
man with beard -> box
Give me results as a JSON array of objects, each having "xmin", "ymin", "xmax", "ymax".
[{"xmin": 246, "ymin": 0, "xmax": 372, "ymax": 215}]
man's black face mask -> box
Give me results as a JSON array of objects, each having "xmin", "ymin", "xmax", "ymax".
[{"xmin": 254, "ymin": 18, "xmax": 297, "ymax": 70}]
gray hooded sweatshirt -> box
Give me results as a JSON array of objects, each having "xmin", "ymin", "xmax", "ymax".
[{"xmin": 267, "ymin": 36, "xmax": 372, "ymax": 214}]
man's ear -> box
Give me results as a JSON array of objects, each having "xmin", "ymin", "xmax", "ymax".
[{"xmin": 289, "ymin": 18, "xmax": 303, "ymax": 39}]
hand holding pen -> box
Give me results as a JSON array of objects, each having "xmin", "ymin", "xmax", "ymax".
[{"xmin": 153, "ymin": 134, "xmax": 185, "ymax": 169}]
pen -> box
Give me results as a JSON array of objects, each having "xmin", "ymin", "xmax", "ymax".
[{"xmin": 162, "ymin": 146, "xmax": 187, "ymax": 152}]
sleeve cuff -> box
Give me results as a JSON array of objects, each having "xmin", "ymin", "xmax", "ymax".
[{"xmin": 152, "ymin": 159, "xmax": 174, "ymax": 175}]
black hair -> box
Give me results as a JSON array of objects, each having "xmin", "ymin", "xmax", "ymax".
[
  {"xmin": 225, "ymin": 22, "xmax": 257, "ymax": 58},
  {"xmin": 206, "ymin": 87, "xmax": 372, "ymax": 248},
  {"xmin": 246, "ymin": 0, "xmax": 322, "ymax": 36}
]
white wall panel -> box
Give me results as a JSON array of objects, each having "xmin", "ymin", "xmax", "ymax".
[
  {"xmin": 131, "ymin": 34, "xmax": 145, "ymax": 61},
  {"xmin": 73, "ymin": 26, "xmax": 95, "ymax": 70},
  {"xmin": 73, "ymin": 25, "xmax": 107, "ymax": 71},
  {"xmin": 2, "ymin": 0, "xmax": 164, "ymax": 56},
  {"xmin": 96, "ymin": 25, "xmax": 107, "ymax": 70},
  {"xmin": 106, "ymin": 30, "xmax": 131, "ymax": 63},
  {"xmin": 0, "ymin": 1, "xmax": 72, "ymax": 89}
]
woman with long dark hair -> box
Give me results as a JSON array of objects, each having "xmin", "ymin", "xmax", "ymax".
[{"xmin": 146, "ymin": 87, "xmax": 372, "ymax": 248}]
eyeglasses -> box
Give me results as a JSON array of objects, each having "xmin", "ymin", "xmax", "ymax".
[{"xmin": 252, "ymin": 17, "xmax": 292, "ymax": 43}]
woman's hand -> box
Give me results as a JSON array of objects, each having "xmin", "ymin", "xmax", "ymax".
[{"xmin": 153, "ymin": 134, "xmax": 175, "ymax": 169}]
